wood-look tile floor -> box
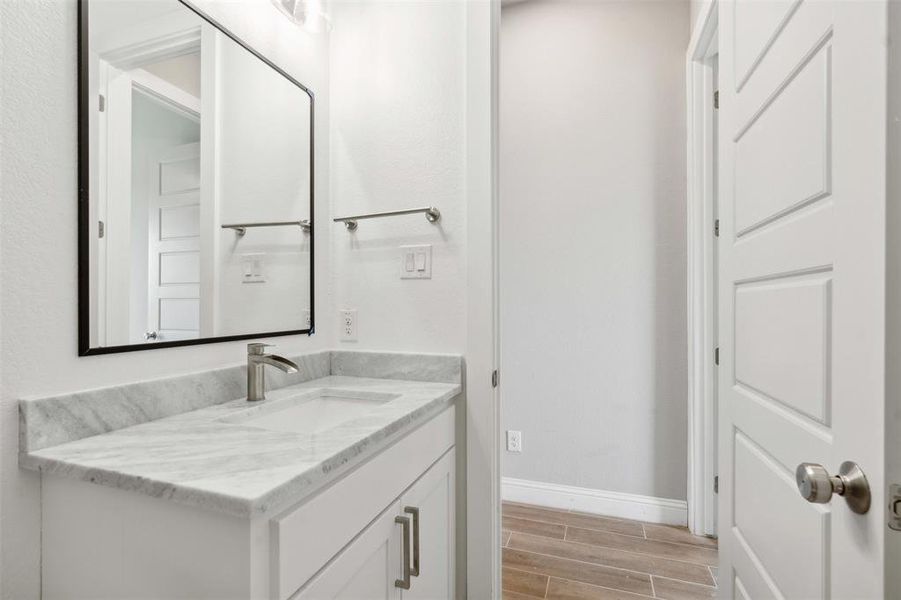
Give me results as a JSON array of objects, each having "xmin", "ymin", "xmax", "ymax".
[{"xmin": 502, "ymin": 502, "xmax": 718, "ymax": 600}]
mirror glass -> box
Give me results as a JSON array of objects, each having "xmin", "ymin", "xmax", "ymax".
[{"xmin": 80, "ymin": 0, "xmax": 313, "ymax": 354}]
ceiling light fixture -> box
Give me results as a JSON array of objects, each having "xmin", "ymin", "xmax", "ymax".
[{"xmin": 272, "ymin": 0, "xmax": 329, "ymax": 33}]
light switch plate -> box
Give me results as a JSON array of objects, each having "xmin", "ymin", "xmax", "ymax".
[
  {"xmin": 400, "ymin": 245, "xmax": 432, "ymax": 279},
  {"xmin": 241, "ymin": 253, "xmax": 266, "ymax": 284}
]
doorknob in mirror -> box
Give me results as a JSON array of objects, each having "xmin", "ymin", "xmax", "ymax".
[{"xmin": 795, "ymin": 461, "xmax": 871, "ymax": 514}]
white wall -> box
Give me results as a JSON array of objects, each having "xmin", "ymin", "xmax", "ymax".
[
  {"xmin": 328, "ymin": 5, "xmax": 472, "ymax": 595},
  {"xmin": 216, "ymin": 38, "xmax": 313, "ymax": 336},
  {"xmin": 0, "ymin": 1, "xmax": 330, "ymax": 596},
  {"xmin": 500, "ymin": 0, "xmax": 690, "ymax": 501},
  {"xmin": 329, "ymin": 0, "xmax": 466, "ymax": 353}
]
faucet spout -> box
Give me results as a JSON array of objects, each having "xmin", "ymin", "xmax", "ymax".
[
  {"xmin": 246, "ymin": 343, "xmax": 300, "ymax": 401},
  {"xmin": 256, "ymin": 355, "xmax": 299, "ymax": 373}
]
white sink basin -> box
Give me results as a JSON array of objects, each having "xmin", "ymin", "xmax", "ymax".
[{"xmin": 222, "ymin": 390, "xmax": 398, "ymax": 435}]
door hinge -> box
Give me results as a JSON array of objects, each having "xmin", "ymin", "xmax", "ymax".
[
  {"xmin": 890, "ymin": 484, "xmax": 901, "ymax": 531},
  {"xmin": 98, "ymin": 220, "xmax": 105, "ymax": 239},
  {"xmin": 714, "ymin": 476, "xmax": 719, "ymax": 494},
  {"xmin": 99, "ymin": 94, "xmax": 106, "ymax": 112},
  {"xmin": 714, "ymin": 347, "xmax": 720, "ymax": 366},
  {"xmin": 713, "ymin": 90, "xmax": 719, "ymax": 109},
  {"xmin": 492, "ymin": 369, "xmax": 499, "ymax": 388},
  {"xmin": 714, "ymin": 219, "xmax": 720, "ymax": 237}
]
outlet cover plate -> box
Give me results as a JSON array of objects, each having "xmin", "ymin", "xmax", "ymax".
[
  {"xmin": 506, "ymin": 430, "xmax": 522, "ymax": 453},
  {"xmin": 340, "ymin": 309, "xmax": 357, "ymax": 342}
]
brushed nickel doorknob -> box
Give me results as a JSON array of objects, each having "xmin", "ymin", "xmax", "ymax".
[{"xmin": 795, "ymin": 461, "xmax": 871, "ymax": 514}]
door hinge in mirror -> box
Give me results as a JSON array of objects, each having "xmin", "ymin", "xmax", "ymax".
[
  {"xmin": 714, "ymin": 347, "xmax": 719, "ymax": 366},
  {"xmin": 99, "ymin": 94, "xmax": 105, "ymax": 112},
  {"xmin": 714, "ymin": 219, "xmax": 720, "ymax": 237},
  {"xmin": 714, "ymin": 90, "xmax": 719, "ymax": 109},
  {"xmin": 492, "ymin": 369, "xmax": 499, "ymax": 388},
  {"xmin": 714, "ymin": 475, "xmax": 719, "ymax": 494},
  {"xmin": 98, "ymin": 220, "xmax": 105, "ymax": 239}
]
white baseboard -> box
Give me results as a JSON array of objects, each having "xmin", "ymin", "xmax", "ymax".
[{"xmin": 502, "ymin": 477, "xmax": 688, "ymax": 527}]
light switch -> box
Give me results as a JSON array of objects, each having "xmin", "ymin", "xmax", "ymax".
[
  {"xmin": 400, "ymin": 245, "xmax": 432, "ymax": 279},
  {"xmin": 241, "ymin": 253, "xmax": 266, "ymax": 283}
]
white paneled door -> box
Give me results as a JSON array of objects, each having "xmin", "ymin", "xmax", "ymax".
[
  {"xmin": 147, "ymin": 142, "xmax": 202, "ymax": 342},
  {"xmin": 718, "ymin": 0, "xmax": 887, "ymax": 598}
]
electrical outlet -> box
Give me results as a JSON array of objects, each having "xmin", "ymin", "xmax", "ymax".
[
  {"xmin": 340, "ymin": 309, "xmax": 357, "ymax": 341},
  {"xmin": 506, "ymin": 430, "xmax": 522, "ymax": 453}
]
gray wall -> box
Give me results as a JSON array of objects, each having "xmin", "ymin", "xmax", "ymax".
[{"xmin": 500, "ymin": 0, "xmax": 690, "ymax": 501}]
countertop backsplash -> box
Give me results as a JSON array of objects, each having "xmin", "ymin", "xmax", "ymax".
[{"xmin": 19, "ymin": 350, "xmax": 462, "ymax": 454}]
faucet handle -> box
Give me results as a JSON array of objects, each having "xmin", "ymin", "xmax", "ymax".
[{"xmin": 247, "ymin": 343, "xmax": 273, "ymax": 355}]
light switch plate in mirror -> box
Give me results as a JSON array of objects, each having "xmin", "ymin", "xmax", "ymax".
[{"xmin": 77, "ymin": 0, "xmax": 314, "ymax": 355}]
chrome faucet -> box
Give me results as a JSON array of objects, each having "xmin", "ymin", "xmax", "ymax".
[{"xmin": 247, "ymin": 343, "xmax": 299, "ymax": 402}]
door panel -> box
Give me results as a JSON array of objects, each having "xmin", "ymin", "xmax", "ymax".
[
  {"xmin": 147, "ymin": 142, "xmax": 201, "ymax": 342},
  {"xmin": 733, "ymin": 431, "xmax": 828, "ymax": 599},
  {"xmin": 733, "ymin": 41, "xmax": 830, "ymax": 236},
  {"xmin": 159, "ymin": 251, "xmax": 200, "ymax": 285},
  {"xmin": 719, "ymin": 0, "xmax": 887, "ymax": 597},
  {"xmin": 159, "ymin": 204, "xmax": 200, "ymax": 239},
  {"xmin": 158, "ymin": 298, "xmax": 200, "ymax": 331},
  {"xmin": 734, "ymin": 275, "xmax": 830, "ymax": 423},
  {"xmin": 159, "ymin": 156, "xmax": 201, "ymax": 194},
  {"xmin": 733, "ymin": 0, "xmax": 799, "ymax": 89}
]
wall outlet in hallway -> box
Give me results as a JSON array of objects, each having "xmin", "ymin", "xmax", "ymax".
[
  {"xmin": 340, "ymin": 309, "xmax": 357, "ymax": 341},
  {"xmin": 506, "ymin": 430, "xmax": 522, "ymax": 453}
]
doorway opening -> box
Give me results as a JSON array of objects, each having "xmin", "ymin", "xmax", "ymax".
[{"xmin": 497, "ymin": 1, "xmax": 720, "ymax": 598}]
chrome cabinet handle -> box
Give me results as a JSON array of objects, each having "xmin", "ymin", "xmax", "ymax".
[
  {"xmin": 404, "ymin": 506, "xmax": 420, "ymax": 577},
  {"xmin": 144, "ymin": 331, "xmax": 159, "ymax": 340},
  {"xmin": 795, "ymin": 461, "xmax": 871, "ymax": 514},
  {"xmin": 395, "ymin": 515, "xmax": 412, "ymax": 589}
]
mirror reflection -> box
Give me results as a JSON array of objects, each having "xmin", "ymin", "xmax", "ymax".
[{"xmin": 83, "ymin": 0, "xmax": 313, "ymax": 352}]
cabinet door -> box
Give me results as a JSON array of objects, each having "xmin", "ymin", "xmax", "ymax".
[
  {"xmin": 294, "ymin": 501, "xmax": 403, "ymax": 600},
  {"xmin": 400, "ymin": 449, "xmax": 455, "ymax": 600}
]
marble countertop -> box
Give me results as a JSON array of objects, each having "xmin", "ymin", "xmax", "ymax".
[{"xmin": 20, "ymin": 376, "xmax": 460, "ymax": 517}]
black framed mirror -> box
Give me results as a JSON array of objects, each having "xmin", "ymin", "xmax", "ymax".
[{"xmin": 78, "ymin": 0, "xmax": 314, "ymax": 355}]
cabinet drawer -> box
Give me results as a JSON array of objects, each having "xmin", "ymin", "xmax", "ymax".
[{"xmin": 272, "ymin": 405, "xmax": 455, "ymax": 600}]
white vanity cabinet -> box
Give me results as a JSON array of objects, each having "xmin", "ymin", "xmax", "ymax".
[{"xmin": 41, "ymin": 405, "xmax": 457, "ymax": 600}]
